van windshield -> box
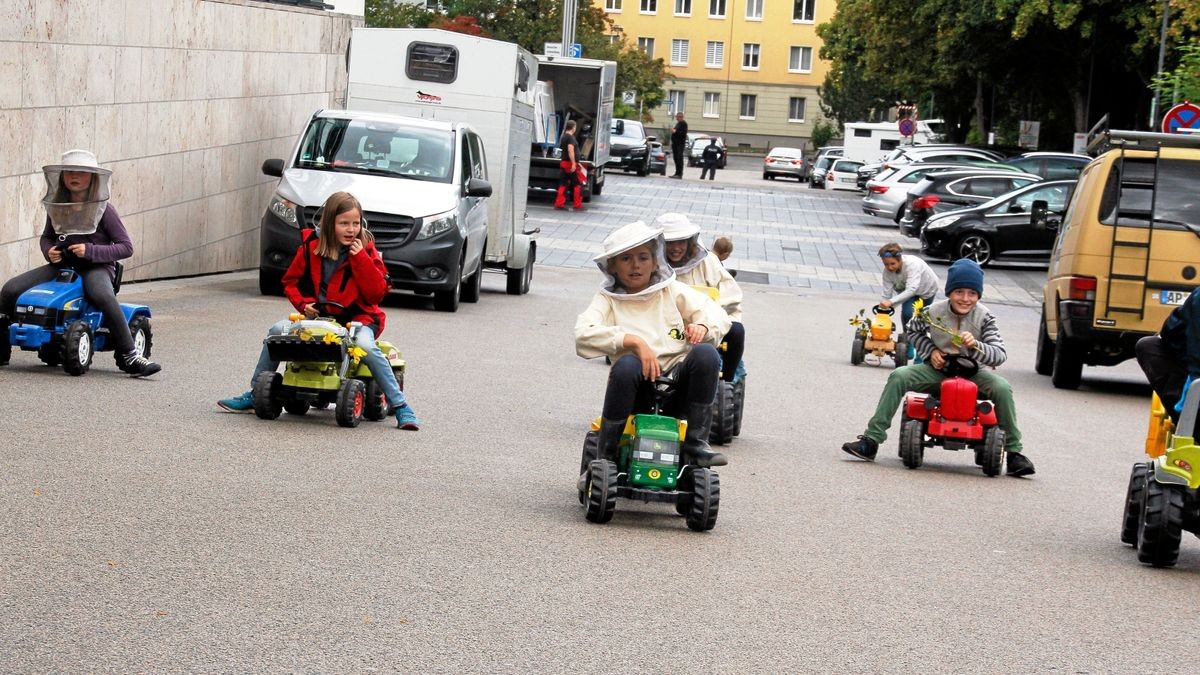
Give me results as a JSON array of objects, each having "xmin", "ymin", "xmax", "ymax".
[
  {"xmin": 1100, "ymin": 158, "xmax": 1200, "ymax": 232},
  {"xmin": 295, "ymin": 118, "xmax": 455, "ymax": 183}
]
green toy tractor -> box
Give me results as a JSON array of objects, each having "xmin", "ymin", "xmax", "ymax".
[
  {"xmin": 578, "ymin": 376, "xmax": 720, "ymax": 531},
  {"xmin": 252, "ymin": 302, "xmax": 405, "ymax": 428}
]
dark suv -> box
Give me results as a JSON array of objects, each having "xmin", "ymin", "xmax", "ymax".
[
  {"xmin": 607, "ymin": 119, "xmax": 653, "ymax": 176},
  {"xmin": 898, "ymin": 170, "xmax": 1041, "ymax": 238}
]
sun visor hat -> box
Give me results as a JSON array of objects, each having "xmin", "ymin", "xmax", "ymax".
[
  {"xmin": 42, "ymin": 149, "xmax": 113, "ymax": 237},
  {"xmin": 655, "ymin": 212, "xmax": 700, "ymax": 242},
  {"xmin": 593, "ymin": 221, "xmax": 664, "ymax": 262}
]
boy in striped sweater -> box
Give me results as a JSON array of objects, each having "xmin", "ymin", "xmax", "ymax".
[{"xmin": 841, "ymin": 259, "xmax": 1034, "ymax": 477}]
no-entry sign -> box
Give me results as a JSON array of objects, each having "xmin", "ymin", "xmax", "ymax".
[{"xmin": 1162, "ymin": 101, "xmax": 1200, "ymax": 134}]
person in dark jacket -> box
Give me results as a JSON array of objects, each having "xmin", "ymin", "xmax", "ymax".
[
  {"xmin": 700, "ymin": 138, "xmax": 724, "ymax": 180},
  {"xmin": 218, "ymin": 191, "xmax": 420, "ymax": 430},
  {"xmin": 0, "ymin": 149, "xmax": 160, "ymax": 376},
  {"xmin": 669, "ymin": 112, "xmax": 688, "ymax": 178},
  {"xmin": 1136, "ymin": 288, "xmax": 1200, "ymax": 424}
]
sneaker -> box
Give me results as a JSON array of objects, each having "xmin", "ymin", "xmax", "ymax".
[
  {"xmin": 218, "ymin": 391, "xmax": 254, "ymax": 413},
  {"xmin": 394, "ymin": 404, "xmax": 421, "ymax": 430},
  {"xmin": 669, "ymin": 175, "xmax": 682, "ymax": 179},
  {"xmin": 1006, "ymin": 452, "xmax": 1036, "ymax": 477},
  {"xmin": 841, "ymin": 435, "xmax": 878, "ymax": 461},
  {"xmin": 120, "ymin": 351, "xmax": 161, "ymax": 377}
]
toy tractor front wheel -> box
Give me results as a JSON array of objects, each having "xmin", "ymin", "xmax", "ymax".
[
  {"xmin": 252, "ymin": 372, "xmax": 284, "ymax": 419},
  {"xmin": 893, "ymin": 339, "xmax": 908, "ymax": 368},
  {"xmin": 1121, "ymin": 462, "xmax": 1150, "ymax": 546},
  {"xmin": 362, "ymin": 379, "xmax": 387, "ymax": 421},
  {"xmin": 1137, "ymin": 477, "xmax": 1185, "ymax": 567},
  {"xmin": 579, "ymin": 430, "xmax": 600, "ymax": 505},
  {"xmin": 899, "ymin": 419, "xmax": 924, "ymax": 469},
  {"xmin": 335, "ymin": 378, "xmax": 366, "ymax": 428},
  {"xmin": 709, "ymin": 381, "xmax": 735, "ymax": 446},
  {"xmin": 584, "ymin": 459, "xmax": 618, "ymax": 524},
  {"xmin": 128, "ymin": 315, "xmax": 153, "ymax": 358},
  {"xmin": 731, "ymin": 376, "xmax": 745, "ymax": 437},
  {"xmin": 62, "ymin": 320, "xmax": 94, "ymax": 376},
  {"xmin": 980, "ymin": 427, "xmax": 1006, "ymax": 477},
  {"xmin": 850, "ymin": 337, "xmax": 865, "ymax": 365},
  {"xmin": 684, "ymin": 467, "xmax": 720, "ymax": 532}
]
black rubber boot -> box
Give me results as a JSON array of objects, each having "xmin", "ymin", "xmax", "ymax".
[
  {"xmin": 684, "ymin": 402, "xmax": 727, "ymax": 467},
  {"xmin": 597, "ymin": 417, "xmax": 626, "ymax": 462}
]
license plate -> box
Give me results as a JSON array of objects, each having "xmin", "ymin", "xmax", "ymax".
[{"xmin": 1160, "ymin": 290, "xmax": 1191, "ymax": 306}]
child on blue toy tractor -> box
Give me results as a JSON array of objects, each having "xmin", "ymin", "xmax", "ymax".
[
  {"xmin": 0, "ymin": 149, "xmax": 160, "ymax": 377},
  {"xmin": 841, "ymin": 259, "xmax": 1035, "ymax": 477}
]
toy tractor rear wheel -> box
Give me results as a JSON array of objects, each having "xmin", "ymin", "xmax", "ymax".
[
  {"xmin": 579, "ymin": 430, "xmax": 600, "ymax": 505},
  {"xmin": 362, "ymin": 378, "xmax": 387, "ymax": 421},
  {"xmin": 283, "ymin": 400, "xmax": 310, "ymax": 416},
  {"xmin": 252, "ymin": 372, "xmax": 283, "ymax": 419},
  {"xmin": 335, "ymin": 378, "xmax": 366, "ymax": 428},
  {"xmin": 899, "ymin": 419, "xmax": 924, "ymax": 469},
  {"xmin": 128, "ymin": 315, "xmax": 153, "ymax": 358},
  {"xmin": 685, "ymin": 467, "xmax": 720, "ymax": 532},
  {"xmin": 893, "ymin": 339, "xmax": 908, "ymax": 368},
  {"xmin": 709, "ymin": 381, "xmax": 735, "ymax": 446},
  {"xmin": 980, "ymin": 427, "xmax": 1006, "ymax": 477},
  {"xmin": 850, "ymin": 337, "xmax": 865, "ymax": 365},
  {"xmin": 1121, "ymin": 462, "xmax": 1150, "ymax": 546},
  {"xmin": 1137, "ymin": 477, "xmax": 1186, "ymax": 567},
  {"xmin": 584, "ymin": 459, "xmax": 618, "ymax": 524},
  {"xmin": 62, "ymin": 320, "xmax": 93, "ymax": 376}
]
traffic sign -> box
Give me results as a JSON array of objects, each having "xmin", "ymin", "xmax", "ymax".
[
  {"xmin": 544, "ymin": 42, "xmax": 562, "ymax": 57},
  {"xmin": 1162, "ymin": 101, "xmax": 1200, "ymax": 134},
  {"xmin": 898, "ymin": 118, "xmax": 916, "ymax": 137},
  {"xmin": 621, "ymin": 90, "xmax": 636, "ymax": 105},
  {"xmin": 568, "ymin": 43, "xmax": 582, "ymax": 58}
]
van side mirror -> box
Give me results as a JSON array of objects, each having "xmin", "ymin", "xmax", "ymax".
[
  {"xmin": 1030, "ymin": 199, "xmax": 1051, "ymax": 229},
  {"xmin": 262, "ymin": 159, "xmax": 284, "ymax": 177},
  {"xmin": 614, "ymin": 120, "xmax": 625, "ymax": 135},
  {"xmin": 467, "ymin": 177, "xmax": 492, "ymax": 198}
]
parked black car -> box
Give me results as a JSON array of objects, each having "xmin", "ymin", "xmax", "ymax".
[
  {"xmin": 898, "ymin": 169, "xmax": 1042, "ymax": 238},
  {"xmin": 607, "ymin": 119, "xmax": 653, "ymax": 176},
  {"xmin": 919, "ymin": 179, "xmax": 1076, "ymax": 266},
  {"xmin": 649, "ymin": 141, "xmax": 667, "ymax": 175}
]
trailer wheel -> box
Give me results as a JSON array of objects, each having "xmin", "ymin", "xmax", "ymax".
[{"xmin": 506, "ymin": 243, "xmax": 534, "ymax": 295}]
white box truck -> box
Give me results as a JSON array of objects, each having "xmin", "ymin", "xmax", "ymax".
[
  {"xmin": 842, "ymin": 119, "xmax": 944, "ymax": 163},
  {"xmin": 345, "ymin": 28, "xmax": 538, "ymax": 295},
  {"xmin": 528, "ymin": 55, "xmax": 617, "ymax": 201}
]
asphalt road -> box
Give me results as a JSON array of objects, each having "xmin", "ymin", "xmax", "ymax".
[{"xmin": 3, "ymin": 169, "xmax": 1198, "ymax": 672}]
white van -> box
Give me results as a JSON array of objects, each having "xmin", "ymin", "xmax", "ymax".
[{"xmin": 259, "ymin": 110, "xmax": 495, "ymax": 312}]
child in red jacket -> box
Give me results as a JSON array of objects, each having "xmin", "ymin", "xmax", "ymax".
[{"xmin": 218, "ymin": 191, "xmax": 419, "ymax": 429}]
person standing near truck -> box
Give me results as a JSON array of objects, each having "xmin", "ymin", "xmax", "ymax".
[
  {"xmin": 554, "ymin": 120, "xmax": 585, "ymax": 210},
  {"xmin": 700, "ymin": 138, "xmax": 724, "ymax": 180},
  {"xmin": 670, "ymin": 112, "xmax": 688, "ymax": 179}
]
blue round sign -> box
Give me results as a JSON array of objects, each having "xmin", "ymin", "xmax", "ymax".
[{"xmin": 898, "ymin": 118, "xmax": 916, "ymax": 137}]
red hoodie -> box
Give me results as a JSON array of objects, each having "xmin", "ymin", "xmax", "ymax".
[{"xmin": 282, "ymin": 230, "xmax": 390, "ymax": 334}]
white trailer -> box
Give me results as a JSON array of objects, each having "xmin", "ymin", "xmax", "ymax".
[
  {"xmin": 842, "ymin": 119, "xmax": 944, "ymax": 163},
  {"xmin": 528, "ymin": 55, "xmax": 617, "ymax": 201},
  {"xmin": 347, "ymin": 28, "xmax": 537, "ymax": 291}
]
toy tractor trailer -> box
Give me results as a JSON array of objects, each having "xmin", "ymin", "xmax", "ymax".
[
  {"xmin": 346, "ymin": 28, "xmax": 537, "ymax": 294},
  {"xmin": 528, "ymin": 55, "xmax": 616, "ymax": 202}
]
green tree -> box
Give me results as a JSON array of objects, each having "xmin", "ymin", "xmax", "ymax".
[{"xmin": 1152, "ymin": 38, "xmax": 1200, "ymax": 108}]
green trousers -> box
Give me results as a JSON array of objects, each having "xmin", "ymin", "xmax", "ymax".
[{"xmin": 864, "ymin": 363, "xmax": 1024, "ymax": 453}]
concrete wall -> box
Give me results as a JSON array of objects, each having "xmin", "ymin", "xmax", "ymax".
[{"xmin": 0, "ymin": 0, "xmax": 358, "ymax": 283}]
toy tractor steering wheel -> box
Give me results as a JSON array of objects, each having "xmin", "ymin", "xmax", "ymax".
[
  {"xmin": 872, "ymin": 304, "xmax": 895, "ymax": 316},
  {"xmin": 309, "ymin": 301, "xmax": 346, "ymax": 319},
  {"xmin": 942, "ymin": 354, "xmax": 979, "ymax": 379}
]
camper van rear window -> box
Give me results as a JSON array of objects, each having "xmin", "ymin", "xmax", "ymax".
[{"xmin": 407, "ymin": 42, "xmax": 459, "ymax": 84}]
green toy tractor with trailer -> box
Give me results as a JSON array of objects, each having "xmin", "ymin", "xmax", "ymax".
[
  {"xmin": 252, "ymin": 301, "xmax": 405, "ymax": 427},
  {"xmin": 578, "ymin": 376, "xmax": 720, "ymax": 531}
]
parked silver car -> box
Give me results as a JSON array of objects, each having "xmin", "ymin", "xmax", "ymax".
[
  {"xmin": 862, "ymin": 162, "xmax": 1024, "ymax": 224},
  {"xmin": 762, "ymin": 147, "xmax": 806, "ymax": 181}
]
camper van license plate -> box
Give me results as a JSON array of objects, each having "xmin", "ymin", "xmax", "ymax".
[{"xmin": 1160, "ymin": 290, "xmax": 1191, "ymax": 306}]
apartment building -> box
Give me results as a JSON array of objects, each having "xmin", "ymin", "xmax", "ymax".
[{"xmin": 600, "ymin": 0, "xmax": 833, "ymax": 150}]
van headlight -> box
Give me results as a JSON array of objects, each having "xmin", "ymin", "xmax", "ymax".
[
  {"xmin": 269, "ymin": 195, "xmax": 298, "ymax": 227},
  {"xmin": 417, "ymin": 210, "xmax": 457, "ymax": 240}
]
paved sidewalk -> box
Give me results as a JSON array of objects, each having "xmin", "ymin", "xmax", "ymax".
[{"xmin": 528, "ymin": 168, "xmax": 1047, "ymax": 309}]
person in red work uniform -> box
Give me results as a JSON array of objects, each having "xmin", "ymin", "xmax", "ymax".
[{"xmin": 554, "ymin": 119, "xmax": 585, "ymax": 210}]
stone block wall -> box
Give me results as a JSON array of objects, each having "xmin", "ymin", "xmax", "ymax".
[{"xmin": 0, "ymin": 0, "xmax": 359, "ymax": 282}]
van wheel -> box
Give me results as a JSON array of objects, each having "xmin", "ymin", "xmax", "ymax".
[
  {"xmin": 1051, "ymin": 325, "xmax": 1083, "ymax": 390},
  {"xmin": 582, "ymin": 174, "xmax": 594, "ymax": 203},
  {"xmin": 258, "ymin": 268, "xmax": 284, "ymax": 296},
  {"xmin": 434, "ymin": 259, "xmax": 462, "ymax": 312},
  {"xmin": 462, "ymin": 241, "xmax": 485, "ymax": 304},
  {"xmin": 1035, "ymin": 308, "xmax": 1055, "ymax": 376}
]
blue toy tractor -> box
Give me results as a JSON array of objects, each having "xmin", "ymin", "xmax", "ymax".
[{"xmin": 5, "ymin": 262, "xmax": 152, "ymax": 376}]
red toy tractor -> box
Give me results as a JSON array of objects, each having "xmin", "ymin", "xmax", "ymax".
[{"xmin": 898, "ymin": 355, "xmax": 1006, "ymax": 476}]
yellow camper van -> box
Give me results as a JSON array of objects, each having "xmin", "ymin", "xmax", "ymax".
[{"xmin": 1036, "ymin": 118, "xmax": 1200, "ymax": 389}]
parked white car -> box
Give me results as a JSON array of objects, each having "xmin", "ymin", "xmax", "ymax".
[{"xmin": 824, "ymin": 159, "xmax": 865, "ymax": 192}]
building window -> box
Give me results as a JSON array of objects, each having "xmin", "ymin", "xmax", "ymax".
[
  {"xmin": 709, "ymin": 0, "xmax": 726, "ymax": 18},
  {"xmin": 671, "ymin": 39, "xmax": 690, "ymax": 66},
  {"xmin": 609, "ymin": 34, "xmax": 622, "ymax": 45},
  {"xmin": 705, "ymin": 41, "xmax": 724, "ymax": 68},
  {"xmin": 605, "ymin": 0, "xmax": 622, "ymax": 10},
  {"xmin": 746, "ymin": 0, "xmax": 763, "ymax": 19},
  {"xmin": 637, "ymin": 37, "xmax": 655, "ymax": 58},
  {"xmin": 742, "ymin": 43, "xmax": 760, "ymax": 70},
  {"xmin": 793, "ymin": 0, "xmax": 814, "ymax": 21},
  {"xmin": 704, "ymin": 92, "xmax": 720, "ymax": 118},
  {"xmin": 740, "ymin": 94, "xmax": 757, "ymax": 119},
  {"xmin": 669, "ymin": 90, "xmax": 686, "ymax": 115},
  {"xmin": 674, "ymin": 0, "xmax": 692, "ymax": 14},
  {"xmin": 788, "ymin": 97, "xmax": 806, "ymax": 122},
  {"xmin": 789, "ymin": 46, "xmax": 812, "ymax": 73},
  {"xmin": 640, "ymin": 0, "xmax": 657, "ymax": 13}
]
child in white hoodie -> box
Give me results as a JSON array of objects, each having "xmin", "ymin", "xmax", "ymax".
[{"xmin": 575, "ymin": 220, "xmax": 732, "ymax": 468}]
